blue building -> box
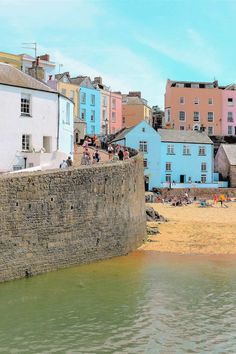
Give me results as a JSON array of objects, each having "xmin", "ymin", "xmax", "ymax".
[
  {"xmin": 58, "ymin": 94, "xmax": 74, "ymax": 158},
  {"xmin": 112, "ymin": 121, "xmax": 161, "ymax": 190},
  {"xmin": 112, "ymin": 121, "xmax": 223, "ymax": 190},
  {"xmin": 71, "ymin": 76, "xmax": 100, "ymax": 135},
  {"xmin": 158, "ymin": 129, "xmax": 214, "ymax": 188}
]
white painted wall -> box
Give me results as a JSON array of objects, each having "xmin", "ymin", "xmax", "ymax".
[
  {"xmin": 59, "ymin": 95, "xmax": 74, "ymax": 158},
  {"xmin": 0, "ymin": 84, "xmax": 58, "ymax": 172}
]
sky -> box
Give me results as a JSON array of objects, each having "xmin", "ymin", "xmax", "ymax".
[{"xmin": 1, "ymin": 0, "xmax": 236, "ymax": 108}]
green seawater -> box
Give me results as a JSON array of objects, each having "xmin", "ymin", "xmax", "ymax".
[{"xmin": 1, "ymin": 252, "xmax": 236, "ymax": 353}]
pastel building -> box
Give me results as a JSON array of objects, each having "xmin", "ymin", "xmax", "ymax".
[
  {"xmin": 122, "ymin": 92, "xmax": 152, "ymax": 128},
  {"xmin": 112, "ymin": 121, "xmax": 226, "ymax": 190},
  {"xmin": 0, "ymin": 63, "xmax": 73, "ymax": 172},
  {"xmin": 70, "ymin": 76, "xmax": 101, "ymax": 136},
  {"xmin": 165, "ymin": 79, "xmax": 222, "ymax": 135},
  {"xmin": 93, "ymin": 77, "xmax": 122, "ymax": 135},
  {"xmin": 112, "ymin": 121, "xmax": 161, "ymax": 190},
  {"xmin": 220, "ymin": 84, "xmax": 236, "ymax": 136},
  {"xmin": 158, "ymin": 129, "xmax": 215, "ymax": 187}
]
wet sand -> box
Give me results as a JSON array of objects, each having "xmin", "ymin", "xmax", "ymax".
[{"xmin": 140, "ymin": 202, "xmax": 236, "ymax": 255}]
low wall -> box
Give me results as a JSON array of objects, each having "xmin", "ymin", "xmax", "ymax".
[
  {"xmin": 0, "ymin": 155, "xmax": 146, "ymax": 282},
  {"xmin": 160, "ymin": 188, "xmax": 236, "ymax": 199}
]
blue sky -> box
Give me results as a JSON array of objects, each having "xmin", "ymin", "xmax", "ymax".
[{"xmin": 1, "ymin": 0, "xmax": 236, "ymax": 108}]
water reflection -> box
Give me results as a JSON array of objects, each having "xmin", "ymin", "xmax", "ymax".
[{"xmin": 1, "ymin": 252, "xmax": 236, "ymax": 353}]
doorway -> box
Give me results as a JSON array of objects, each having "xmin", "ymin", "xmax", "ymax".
[
  {"xmin": 180, "ymin": 175, "xmax": 185, "ymax": 183},
  {"xmin": 144, "ymin": 176, "xmax": 149, "ymax": 191}
]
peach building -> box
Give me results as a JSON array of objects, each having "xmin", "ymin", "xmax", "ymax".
[
  {"xmin": 122, "ymin": 92, "xmax": 152, "ymax": 128},
  {"xmin": 164, "ymin": 79, "xmax": 222, "ymax": 135},
  {"xmin": 93, "ymin": 77, "xmax": 122, "ymax": 135}
]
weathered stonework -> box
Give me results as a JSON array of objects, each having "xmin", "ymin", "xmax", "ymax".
[{"xmin": 0, "ymin": 155, "xmax": 146, "ymax": 282}]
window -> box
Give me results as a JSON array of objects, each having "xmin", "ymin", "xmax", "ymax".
[
  {"xmin": 193, "ymin": 112, "xmax": 200, "ymax": 121},
  {"xmin": 192, "ymin": 84, "xmax": 199, "ymax": 88},
  {"xmin": 112, "ymin": 98, "xmax": 116, "ymax": 109},
  {"xmin": 201, "ymin": 174, "xmax": 207, "ymax": 183},
  {"xmin": 165, "ymin": 108, "xmax": 171, "ymax": 122},
  {"xmin": 166, "ymin": 174, "xmax": 171, "ymax": 183},
  {"xmin": 208, "ymin": 98, "xmax": 213, "ymax": 105},
  {"xmin": 91, "ymin": 125, "xmax": 95, "ymax": 134},
  {"xmin": 143, "ymin": 159, "xmax": 148, "ymax": 168},
  {"xmin": 22, "ymin": 134, "xmax": 31, "ymax": 151},
  {"xmin": 91, "ymin": 94, "xmax": 95, "ymax": 105},
  {"xmin": 139, "ymin": 141, "xmax": 147, "ymax": 153},
  {"xmin": 207, "ymin": 112, "xmax": 214, "ymax": 122},
  {"xmin": 201, "ymin": 162, "xmax": 207, "ymax": 171},
  {"xmin": 227, "ymin": 112, "xmax": 234, "ymax": 122},
  {"xmin": 193, "ymin": 97, "xmax": 199, "ymax": 104},
  {"xmin": 61, "ymin": 88, "xmax": 66, "ymax": 96},
  {"xmin": 66, "ymin": 102, "xmax": 70, "ymax": 124},
  {"xmin": 112, "ymin": 112, "xmax": 116, "ymax": 122},
  {"xmin": 81, "ymin": 109, "xmax": 86, "ymax": 120},
  {"xmin": 180, "ymin": 96, "xmax": 185, "ymax": 104},
  {"xmin": 103, "ymin": 96, "xmax": 107, "ymax": 107},
  {"xmin": 122, "ymin": 117, "xmax": 125, "ymax": 124},
  {"xmin": 179, "ymin": 111, "xmax": 186, "ymax": 121},
  {"xmin": 69, "ymin": 90, "xmax": 74, "ymax": 101},
  {"xmin": 228, "ymin": 98, "xmax": 234, "ymax": 106},
  {"xmin": 102, "ymin": 109, "xmax": 106, "ymax": 121},
  {"xmin": 199, "ymin": 146, "xmax": 206, "ymax": 156},
  {"xmin": 21, "ymin": 93, "xmax": 31, "ymax": 116},
  {"xmin": 228, "ymin": 126, "xmax": 233, "ymax": 135},
  {"xmin": 81, "ymin": 92, "xmax": 86, "ymax": 104},
  {"xmin": 183, "ymin": 145, "xmax": 190, "ymax": 155},
  {"xmin": 166, "ymin": 162, "xmax": 171, "ymax": 171},
  {"xmin": 208, "ymin": 126, "xmax": 213, "ymax": 135},
  {"xmin": 180, "ymin": 126, "xmax": 185, "ymax": 130},
  {"xmin": 91, "ymin": 110, "xmax": 95, "ymax": 121},
  {"xmin": 193, "ymin": 124, "xmax": 200, "ymax": 131},
  {"xmin": 167, "ymin": 144, "xmax": 174, "ymax": 154},
  {"xmin": 142, "ymin": 127, "xmax": 145, "ymax": 132}
]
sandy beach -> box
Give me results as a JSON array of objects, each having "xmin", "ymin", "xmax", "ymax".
[{"xmin": 140, "ymin": 201, "xmax": 236, "ymax": 255}]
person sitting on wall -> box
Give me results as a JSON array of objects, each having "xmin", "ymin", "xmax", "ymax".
[
  {"xmin": 66, "ymin": 156, "xmax": 72, "ymax": 167},
  {"xmin": 118, "ymin": 148, "xmax": 124, "ymax": 161}
]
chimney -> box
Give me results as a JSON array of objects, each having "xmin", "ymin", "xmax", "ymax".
[
  {"xmin": 128, "ymin": 91, "xmax": 141, "ymax": 98},
  {"xmin": 94, "ymin": 76, "xmax": 102, "ymax": 85},
  {"xmin": 39, "ymin": 54, "xmax": 50, "ymax": 62}
]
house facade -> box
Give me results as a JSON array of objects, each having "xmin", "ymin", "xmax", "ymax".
[
  {"xmin": 158, "ymin": 129, "xmax": 214, "ymax": 188},
  {"xmin": 221, "ymin": 85, "xmax": 236, "ymax": 136},
  {"xmin": 112, "ymin": 121, "xmax": 161, "ymax": 190},
  {"xmin": 122, "ymin": 92, "xmax": 152, "ymax": 128},
  {"xmin": 58, "ymin": 95, "xmax": 74, "ymax": 156},
  {"xmin": 0, "ymin": 63, "xmax": 73, "ymax": 172},
  {"xmin": 70, "ymin": 76, "xmax": 100, "ymax": 136},
  {"xmin": 215, "ymin": 144, "xmax": 236, "ymax": 187},
  {"xmin": 92, "ymin": 77, "xmax": 122, "ymax": 135},
  {"xmin": 164, "ymin": 79, "xmax": 222, "ymax": 135}
]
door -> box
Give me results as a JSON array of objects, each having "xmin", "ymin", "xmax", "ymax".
[
  {"xmin": 144, "ymin": 176, "xmax": 149, "ymax": 191},
  {"xmin": 180, "ymin": 175, "xmax": 185, "ymax": 183}
]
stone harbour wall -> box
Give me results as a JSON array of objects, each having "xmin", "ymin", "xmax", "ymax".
[{"xmin": 0, "ymin": 155, "xmax": 146, "ymax": 282}]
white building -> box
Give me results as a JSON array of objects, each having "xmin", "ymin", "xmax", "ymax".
[{"xmin": 0, "ymin": 63, "xmax": 73, "ymax": 173}]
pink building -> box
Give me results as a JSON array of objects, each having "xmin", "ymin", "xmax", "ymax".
[
  {"xmin": 93, "ymin": 77, "xmax": 122, "ymax": 135},
  {"xmin": 165, "ymin": 79, "xmax": 222, "ymax": 135},
  {"xmin": 221, "ymin": 85, "xmax": 236, "ymax": 136}
]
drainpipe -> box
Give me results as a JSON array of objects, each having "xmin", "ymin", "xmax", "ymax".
[{"xmin": 57, "ymin": 94, "xmax": 60, "ymax": 150}]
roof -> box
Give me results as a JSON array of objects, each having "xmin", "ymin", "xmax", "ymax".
[
  {"xmin": 111, "ymin": 126, "xmax": 135, "ymax": 142},
  {"xmin": 0, "ymin": 63, "xmax": 57, "ymax": 93},
  {"xmin": 122, "ymin": 96, "xmax": 150, "ymax": 108},
  {"xmin": 158, "ymin": 129, "xmax": 213, "ymax": 144},
  {"xmin": 221, "ymin": 144, "xmax": 236, "ymax": 165}
]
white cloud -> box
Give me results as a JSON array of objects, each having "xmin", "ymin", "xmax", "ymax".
[
  {"xmin": 138, "ymin": 28, "xmax": 223, "ymax": 78},
  {"xmin": 44, "ymin": 45, "xmax": 166, "ymax": 107}
]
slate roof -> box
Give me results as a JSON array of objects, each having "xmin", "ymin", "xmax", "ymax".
[
  {"xmin": 221, "ymin": 144, "xmax": 236, "ymax": 165},
  {"xmin": 0, "ymin": 63, "xmax": 56, "ymax": 93},
  {"xmin": 158, "ymin": 129, "xmax": 213, "ymax": 144},
  {"xmin": 111, "ymin": 127, "xmax": 135, "ymax": 142}
]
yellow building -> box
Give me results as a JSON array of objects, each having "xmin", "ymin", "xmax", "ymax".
[
  {"xmin": 0, "ymin": 52, "xmax": 21, "ymax": 69},
  {"xmin": 122, "ymin": 92, "xmax": 152, "ymax": 128},
  {"xmin": 55, "ymin": 73, "xmax": 80, "ymax": 119}
]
